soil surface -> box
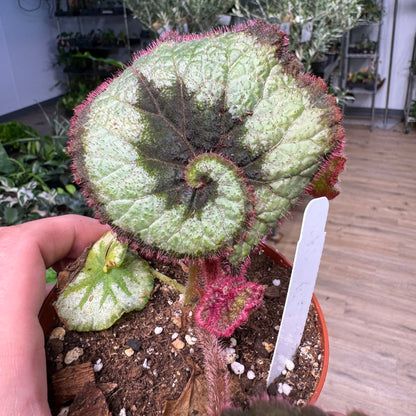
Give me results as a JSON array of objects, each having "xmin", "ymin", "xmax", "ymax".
[{"xmin": 45, "ymin": 247, "xmax": 323, "ymax": 416}]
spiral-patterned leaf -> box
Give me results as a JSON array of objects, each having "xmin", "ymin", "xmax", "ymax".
[{"xmin": 69, "ymin": 21, "xmax": 345, "ymax": 267}]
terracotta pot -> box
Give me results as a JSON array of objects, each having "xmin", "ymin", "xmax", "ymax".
[{"xmin": 39, "ymin": 242, "xmax": 329, "ymax": 406}]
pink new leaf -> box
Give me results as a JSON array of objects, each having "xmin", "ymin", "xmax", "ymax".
[{"xmin": 195, "ymin": 276, "xmax": 264, "ymax": 337}]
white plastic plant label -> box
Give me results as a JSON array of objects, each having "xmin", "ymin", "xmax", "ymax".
[{"xmin": 267, "ymin": 197, "xmax": 329, "ymax": 386}]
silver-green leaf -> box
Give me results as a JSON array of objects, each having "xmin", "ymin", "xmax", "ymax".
[{"xmin": 69, "ymin": 22, "xmax": 345, "ymax": 267}]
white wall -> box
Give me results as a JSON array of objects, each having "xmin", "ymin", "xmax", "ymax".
[
  {"xmin": 0, "ymin": 1, "xmax": 63, "ymax": 116},
  {"xmin": 350, "ymin": 0, "xmax": 416, "ymax": 111}
]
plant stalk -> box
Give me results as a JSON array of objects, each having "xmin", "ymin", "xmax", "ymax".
[
  {"xmin": 184, "ymin": 261, "xmax": 201, "ymax": 306},
  {"xmin": 150, "ymin": 268, "xmax": 185, "ymax": 293}
]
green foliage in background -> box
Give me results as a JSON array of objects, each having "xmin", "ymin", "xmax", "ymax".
[
  {"xmin": 0, "ymin": 117, "xmax": 92, "ymax": 226},
  {"xmin": 359, "ymin": 0, "xmax": 384, "ymax": 22},
  {"xmin": 124, "ymin": 0, "xmax": 235, "ymax": 37},
  {"xmin": 232, "ymin": 0, "xmax": 362, "ymax": 71},
  {"xmin": 56, "ymin": 36, "xmax": 125, "ymax": 115},
  {"xmin": 410, "ymin": 101, "xmax": 416, "ymax": 119}
]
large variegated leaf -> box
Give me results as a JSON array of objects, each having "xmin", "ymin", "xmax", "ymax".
[
  {"xmin": 55, "ymin": 232, "xmax": 154, "ymax": 331},
  {"xmin": 69, "ymin": 21, "xmax": 345, "ymax": 267}
]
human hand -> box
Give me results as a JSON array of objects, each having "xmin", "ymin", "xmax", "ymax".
[{"xmin": 0, "ymin": 215, "xmax": 109, "ymax": 415}]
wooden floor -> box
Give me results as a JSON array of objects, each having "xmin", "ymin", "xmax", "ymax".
[{"xmin": 268, "ymin": 121, "xmax": 416, "ymax": 416}]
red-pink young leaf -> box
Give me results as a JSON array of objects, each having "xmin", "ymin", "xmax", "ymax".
[
  {"xmin": 307, "ymin": 155, "xmax": 346, "ymax": 200},
  {"xmin": 195, "ymin": 276, "xmax": 264, "ymax": 337}
]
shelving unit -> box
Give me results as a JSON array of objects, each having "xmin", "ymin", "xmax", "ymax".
[
  {"xmin": 339, "ymin": 14, "xmax": 383, "ymax": 130},
  {"xmin": 54, "ymin": 0, "xmax": 149, "ymax": 113},
  {"xmin": 57, "ymin": 14, "xmax": 131, "ymax": 49},
  {"xmin": 332, "ymin": 1, "xmax": 384, "ymax": 130},
  {"xmin": 404, "ymin": 33, "xmax": 416, "ymax": 133},
  {"xmin": 55, "ymin": 1, "xmax": 149, "ymax": 60}
]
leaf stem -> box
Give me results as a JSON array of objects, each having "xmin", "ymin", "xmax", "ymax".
[
  {"xmin": 150, "ymin": 268, "xmax": 185, "ymax": 294},
  {"xmin": 184, "ymin": 261, "xmax": 201, "ymax": 306}
]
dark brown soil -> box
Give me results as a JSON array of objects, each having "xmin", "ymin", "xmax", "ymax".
[{"xmin": 45, "ymin": 247, "xmax": 324, "ymax": 416}]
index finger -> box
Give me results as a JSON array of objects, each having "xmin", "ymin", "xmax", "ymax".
[
  {"xmin": 12, "ymin": 214, "xmax": 109, "ymax": 268},
  {"xmin": 0, "ymin": 215, "xmax": 109, "ymax": 317}
]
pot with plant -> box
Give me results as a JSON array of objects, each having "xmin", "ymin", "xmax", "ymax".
[
  {"xmin": 347, "ymin": 65, "xmax": 385, "ymax": 90},
  {"xmin": 40, "ymin": 21, "xmax": 346, "ymax": 415},
  {"xmin": 0, "ymin": 120, "xmax": 91, "ymax": 226}
]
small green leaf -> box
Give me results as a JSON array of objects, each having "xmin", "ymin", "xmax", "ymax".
[
  {"xmin": 55, "ymin": 232, "xmax": 154, "ymax": 331},
  {"xmin": 46, "ymin": 268, "xmax": 58, "ymax": 285},
  {"xmin": 3, "ymin": 207, "xmax": 20, "ymax": 225},
  {"xmin": 0, "ymin": 143, "xmax": 14, "ymax": 174},
  {"xmin": 65, "ymin": 183, "xmax": 76, "ymax": 195},
  {"xmin": 99, "ymin": 231, "xmax": 128, "ymax": 272}
]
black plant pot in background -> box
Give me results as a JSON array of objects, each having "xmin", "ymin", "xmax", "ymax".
[{"xmin": 311, "ymin": 56, "xmax": 329, "ymax": 78}]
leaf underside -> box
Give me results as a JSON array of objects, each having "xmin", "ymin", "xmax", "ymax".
[{"xmin": 69, "ymin": 22, "xmax": 344, "ymax": 267}]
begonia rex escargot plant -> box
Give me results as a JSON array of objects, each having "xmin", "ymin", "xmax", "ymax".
[{"xmin": 55, "ymin": 21, "xmax": 345, "ymax": 335}]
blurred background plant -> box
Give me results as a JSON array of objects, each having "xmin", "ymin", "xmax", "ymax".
[
  {"xmin": 56, "ymin": 30, "xmax": 126, "ymax": 115},
  {"xmin": 409, "ymin": 100, "xmax": 416, "ymax": 122},
  {"xmin": 124, "ymin": 0, "xmax": 235, "ymax": 37},
  {"xmin": 346, "ymin": 62, "xmax": 385, "ymax": 90},
  {"xmin": 232, "ymin": 0, "xmax": 363, "ymax": 71},
  {"xmin": 0, "ymin": 112, "xmax": 91, "ymax": 226},
  {"xmin": 358, "ymin": 0, "xmax": 384, "ymax": 22}
]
